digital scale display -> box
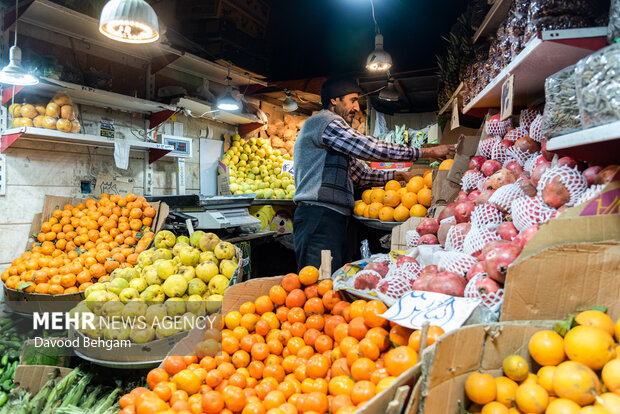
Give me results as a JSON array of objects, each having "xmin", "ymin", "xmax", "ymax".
[{"xmin": 162, "ymin": 135, "xmax": 192, "ymax": 157}]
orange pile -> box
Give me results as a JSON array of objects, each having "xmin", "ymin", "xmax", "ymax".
[
  {"xmin": 119, "ymin": 266, "xmax": 444, "ymax": 414},
  {"xmin": 1, "ymin": 193, "xmax": 155, "ymax": 295},
  {"xmin": 354, "ymin": 171, "xmax": 433, "ymax": 222}
]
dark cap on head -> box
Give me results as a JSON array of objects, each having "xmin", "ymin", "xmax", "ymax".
[{"xmin": 321, "ymin": 77, "xmax": 362, "ymax": 108}]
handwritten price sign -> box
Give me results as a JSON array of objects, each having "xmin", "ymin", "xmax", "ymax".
[{"xmin": 380, "ymin": 291, "xmax": 480, "ymax": 332}]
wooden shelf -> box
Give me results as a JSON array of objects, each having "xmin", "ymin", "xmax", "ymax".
[
  {"xmin": 463, "ymin": 28, "xmax": 607, "ymax": 114},
  {"xmin": 438, "ymin": 83, "xmax": 464, "ymax": 116},
  {"xmin": 473, "ymin": 0, "xmax": 512, "ymax": 43},
  {"xmin": 546, "ymin": 121, "xmax": 620, "ymax": 165},
  {"xmin": 1, "ymin": 127, "xmax": 173, "ymax": 163},
  {"xmin": 173, "ymin": 96, "xmax": 264, "ymax": 127}
]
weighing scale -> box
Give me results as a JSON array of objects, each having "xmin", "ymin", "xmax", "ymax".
[{"xmin": 145, "ymin": 194, "xmax": 262, "ymax": 233}]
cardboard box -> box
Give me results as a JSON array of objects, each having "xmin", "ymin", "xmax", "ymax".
[
  {"xmin": 217, "ymin": 160, "xmax": 232, "ymax": 195},
  {"xmin": 500, "ymin": 176, "xmax": 620, "ymax": 322},
  {"xmin": 93, "ymin": 173, "xmax": 134, "ymax": 198},
  {"xmin": 416, "ymin": 321, "xmax": 553, "ymax": 414},
  {"xmin": 438, "ymin": 121, "xmax": 481, "ymax": 145},
  {"xmin": 391, "ymin": 217, "xmax": 425, "ymax": 251},
  {"xmin": 13, "ymin": 365, "xmax": 73, "ymax": 394}
]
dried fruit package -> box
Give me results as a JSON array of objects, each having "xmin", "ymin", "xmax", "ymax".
[
  {"xmin": 609, "ymin": 0, "xmax": 620, "ymax": 43},
  {"xmin": 542, "ymin": 65, "xmax": 582, "ymax": 138},
  {"xmin": 575, "ymin": 43, "xmax": 620, "ymax": 128}
]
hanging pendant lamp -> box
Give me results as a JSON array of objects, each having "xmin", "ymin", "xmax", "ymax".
[
  {"xmin": 0, "ymin": 0, "xmax": 38, "ymax": 85},
  {"xmin": 99, "ymin": 0, "xmax": 160, "ymax": 44}
]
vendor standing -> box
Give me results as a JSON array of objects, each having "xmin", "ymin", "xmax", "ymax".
[{"xmin": 293, "ymin": 77, "xmax": 455, "ymax": 271}]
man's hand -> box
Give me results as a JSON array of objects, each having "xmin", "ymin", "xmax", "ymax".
[{"xmin": 421, "ymin": 145, "xmax": 456, "ymax": 159}]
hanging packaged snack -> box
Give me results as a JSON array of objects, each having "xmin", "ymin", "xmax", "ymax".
[
  {"xmin": 608, "ymin": 0, "xmax": 620, "ymax": 43},
  {"xmin": 542, "ymin": 65, "xmax": 582, "ymax": 138},
  {"xmin": 575, "ymin": 43, "xmax": 620, "ymax": 128}
]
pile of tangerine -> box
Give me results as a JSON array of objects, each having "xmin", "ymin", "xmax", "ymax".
[
  {"xmin": 1, "ymin": 193, "xmax": 155, "ymax": 295},
  {"xmin": 118, "ymin": 266, "xmax": 445, "ymax": 414}
]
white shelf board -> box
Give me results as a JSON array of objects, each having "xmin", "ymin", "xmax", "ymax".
[
  {"xmin": 173, "ymin": 97, "xmax": 262, "ymax": 126},
  {"xmin": 1, "ymin": 127, "xmax": 173, "ymax": 162},
  {"xmin": 438, "ymin": 83, "xmax": 464, "ymax": 115},
  {"xmin": 463, "ymin": 29, "xmax": 607, "ymax": 114},
  {"xmin": 473, "ymin": 0, "xmax": 512, "ymax": 43},
  {"xmin": 26, "ymin": 77, "xmax": 178, "ymax": 115},
  {"xmin": 547, "ymin": 121, "xmax": 620, "ymax": 151}
]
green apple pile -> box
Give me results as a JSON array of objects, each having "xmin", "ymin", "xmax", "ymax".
[
  {"xmin": 71, "ymin": 230, "xmax": 239, "ymax": 344},
  {"xmin": 221, "ymin": 134, "xmax": 295, "ymax": 200}
]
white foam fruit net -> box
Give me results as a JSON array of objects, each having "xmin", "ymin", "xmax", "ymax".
[
  {"xmin": 385, "ymin": 260, "xmax": 421, "ymax": 281},
  {"xmin": 504, "ymin": 126, "xmax": 529, "ymax": 142},
  {"xmin": 464, "ymin": 273, "xmax": 505, "ymax": 312},
  {"xmin": 529, "ymin": 114, "xmax": 544, "ymax": 142},
  {"xmin": 377, "ymin": 271, "xmax": 416, "ymax": 301},
  {"xmin": 524, "ymin": 152, "xmax": 543, "ymax": 174},
  {"xmin": 445, "ymin": 225, "xmax": 469, "ymax": 252},
  {"xmin": 488, "ymin": 183, "xmax": 525, "ymax": 214},
  {"xmin": 520, "ymin": 109, "xmax": 542, "ymax": 129},
  {"xmin": 486, "ymin": 118, "xmax": 512, "ymax": 137},
  {"xmin": 406, "ymin": 230, "xmax": 421, "ymax": 248},
  {"xmin": 537, "ymin": 165, "xmax": 588, "ymax": 207},
  {"xmin": 491, "ymin": 141, "xmax": 512, "ymax": 164},
  {"xmin": 440, "ymin": 216, "xmax": 457, "ymax": 225},
  {"xmin": 511, "ymin": 196, "xmax": 557, "ymax": 232},
  {"xmin": 438, "ymin": 251, "xmax": 478, "ymax": 276},
  {"xmin": 461, "ymin": 170, "xmax": 485, "ymax": 192},
  {"xmin": 471, "ymin": 204, "xmax": 504, "ymax": 229},
  {"xmin": 478, "ymin": 137, "xmax": 499, "ymax": 158},
  {"xmin": 574, "ymin": 184, "xmax": 605, "ymax": 206},
  {"xmin": 508, "ymin": 146, "xmax": 536, "ymax": 166},
  {"xmin": 463, "ymin": 226, "xmax": 501, "ymax": 256}
]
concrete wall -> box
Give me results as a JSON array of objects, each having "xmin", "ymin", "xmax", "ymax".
[{"xmin": 0, "ymin": 104, "xmax": 236, "ymax": 272}]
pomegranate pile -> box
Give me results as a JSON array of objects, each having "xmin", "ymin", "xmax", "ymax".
[{"xmin": 340, "ymin": 110, "xmax": 618, "ymax": 312}]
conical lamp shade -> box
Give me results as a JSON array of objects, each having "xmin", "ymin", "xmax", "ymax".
[
  {"xmin": 366, "ymin": 34, "xmax": 392, "ymax": 72},
  {"xmin": 99, "ymin": 0, "xmax": 159, "ymax": 43},
  {"xmin": 218, "ymin": 87, "xmax": 240, "ymax": 111},
  {"xmin": 0, "ymin": 46, "xmax": 38, "ymax": 86}
]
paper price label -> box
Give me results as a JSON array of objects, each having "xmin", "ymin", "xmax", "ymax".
[
  {"xmin": 451, "ymin": 99, "xmax": 460, "ymax": 130},
  {"xmin": 380, "ymin": 291, "xmax": 480, "ymax": 332},
  {"xmin": 282, "ymin": 160, "xmax": 295, "ymax": 177},
  {"xmin": 501, "ymin": 74, "xmax": 514, "ymax": 121}
]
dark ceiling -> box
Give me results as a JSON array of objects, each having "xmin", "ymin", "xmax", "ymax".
[{"xmin": 265, "ymin": 0, "xmax": 468, "ymax": 81}]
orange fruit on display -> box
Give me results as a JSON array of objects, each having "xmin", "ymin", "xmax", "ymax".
[
  {"xmin": 438, "ymin": 159, "xmax": 453, "ymax": 170},
  {"xmin": 406, "ymin": 178, "xmax": 424, "ymax": 194},
  {"xmin": 361, "ymin": 189, "xmax": 372, "ymax": 205},
  {"xmin": 370, "ymin": 188, "xmax": 386, "ymax": 204},
  {"xmin": 502, "ymin": 355, "xmax": 530, "ymax": 382},
  {"xmin": 515, "ymin": 382, "xmax": 549, "ymax": 414},
  {"xmin": 400, "ymin": 192, "xmax": 418, "ymax": 209},
  {"xmin": 564, "ymin": 325, "xmax": 615, "ymax": 370},
  {"xmin": 544, "ymin": 398, "xmax": 581, "ymax": 414},
  {"xmin": 465, "ymin": 372, "xmax": 497, "ymax": 405},
  {"xmin": 354, "ymin": 202, "xmax": 367, "ymax": 216},
  {"xmin": 481, "ymin": 401, "xmax": 509, "ymax": 414},
  {"xmin": 495, "ymin": 376, "xmax": 518, "ymax": 408},
  {"xmin": 382, "ymin": 190, "xmax": 401, "ymax": 207},
  {"xmin": 384, "ymin": 180, "xmax": 402, "ymax": 192},
  {"xmin": 553, "ymin": 361, "xmax": 601, "ymax": 406},
  {"xmin": 417, "ymin": 187, "xmax": 432, "ymax": 207},
  {"xmin": 393, "ymin": 205, "xmax": 410, "ymax": 222},
  {"xmin": 575, "ymin": 310, "xmax": 615, "ymax": 336},
  {"xmin": 410, "ymin": 204, "xmax": 428, "ymax": 217},
  {"xmin": 384, "ymin": 346, "xmax": 417, "ymax": 377},
  {"xmin": 423, "ymin": 173, "xmax": 432, "ymax": 188},
  {"xmin": 367, "ymin": 202, "xmax": 383, "ymax": 219},
  {"xmin": 378, "ymin": 206, "xmax": 394, "ymax": 222},
  {"xmin": 602, "ymin": 358, "xmax": 620, "ymax": 393},
  {"xmin": 528, "ymin": 330, "xmax": 566, "ymax": 366}
]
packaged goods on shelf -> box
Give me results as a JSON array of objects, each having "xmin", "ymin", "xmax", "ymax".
[
  {"xmin": 7, "ymin": 92, "xmax": 81, "ymax": 133},
  {"xmin": 542, "ymin": 65, "xmax": 582, "ymax": 138},
  {"xmin": 575, "ymin": 42, "xmax": 620, "ymax": 128}
]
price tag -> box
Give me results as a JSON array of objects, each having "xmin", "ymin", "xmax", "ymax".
[
  {"xmin": 451, "ymin": 99, "xmax": 460, "ymax": 130},
  {"xmin": 501, "ymin": 74, "xmax": 514, "ymax": 121}
]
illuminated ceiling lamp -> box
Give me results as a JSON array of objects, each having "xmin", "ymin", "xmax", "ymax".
[
  {"xmin": 99, "ymin": 0, "xmax": 160, "ymax": 44},
  {"xmin": 379, "ymin": 78, "xmax": 399, "ymax": 101},
  {"xmin": 282, "ymin": 89, "xmax": 298, "ymax": 112},
  {"xmin": 0, "ymin": 0, "xmax": 38, "ymax": 85},
  {"xmin": 217, "ymin": 66, "xmax": 240, "ymax": 111},
  {"xmin": 365, "ymin": 0, "xmax": 392, "ymax": 72}
]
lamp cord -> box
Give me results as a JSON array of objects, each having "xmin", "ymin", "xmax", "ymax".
[
  {"xmin": 370, "ymin": 0, "xmax": 379, "ymax": 34},
  {"xmin": 14, "ymin": 0, "xmax": 18, "ymax": 46}
]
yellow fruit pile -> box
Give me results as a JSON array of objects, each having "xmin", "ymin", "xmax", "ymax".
[
  {"xmin": 354, "ymin": 171, "xmax": 433, "ymax": 222},
  {"xmin": 8, "ymin": 92, "xmax": 81, "ymax": 133},
  {"xmin": 464, "ymin": 310, "xmax": 620, "ymax": 414}
]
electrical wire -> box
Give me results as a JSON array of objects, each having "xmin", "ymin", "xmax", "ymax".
[{"xmin": 369, "ymin": 0, "xmax": 379, "ymax": 34}]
